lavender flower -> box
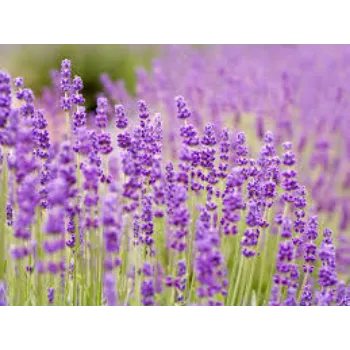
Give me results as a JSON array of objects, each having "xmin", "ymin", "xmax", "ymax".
[
  {"xmin": 60, "ymin": 59, "xmax": 71, "ymax": 92},
  {"xmin": 115, "ymin": 104, "xmax": 128, "ymax": 129},
  {"xmin": 73, "ymin": 106, "xmax": 86, "ymax": 130},
  {"xmin": 0, "ymin": 72, "xmax": 11, "ymax": 131},
  {"xmin": 47, "ymin": 288, "xmax": 55, "ymax": 305},
  {"xmin": 0, "ymin": 281, "xmax": 7, "ymax": 306},
  {"xmin": 104, "ymin": 272, "xmax": 117, "ymax": 306},
  {"xmin": 2, "ymin": 51, "xmax": 350, "ymax": 307},
  {"xmin": 96, "ymin": 97, "xmax": 108, "ymax": 129},
  {"xmin": 175, "ymin": 96, "xmax": 191, "ymax": 120}
]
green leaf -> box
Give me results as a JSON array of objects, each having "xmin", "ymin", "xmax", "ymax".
[{"xmin": 251, "ymin": 291, "xmax": 257, "ymax": 306}]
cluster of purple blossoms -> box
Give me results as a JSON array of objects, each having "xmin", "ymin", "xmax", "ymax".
[
  {"xmin": 60, "ymin": 59, "xmax": 72, "ymax": 112},
  {"xmin": 141, "ymin": 262, "xmax": 155, "ymax": 306},
  {"xmin": 149, "ymin": 114, "xmax": 165, "ymax": 219},
  {"xmin": 73, "ymin": 106, "xmax": 86, "ymax": 130},
  {"xmin": 316, "ymin": 228, "xmax": 338, "ymax": 305},
  {"xmin": 0, "ymin": 73, "xmax": 11, "ymax": 132},
  {"xmin": 175, "ymin": 96, "xmax": 191, "ymax": 120},
  {"xmin": 0, "ymin": 281, "xmax": 7, "ymax": 306},
  {"xmin": 300, "ymin": 283, "xmax": 313, "ymax": 306},
  {"xmin": 166, "ymin": 182, "xmax": 189, "ymax": 253},
  {"xmin": 32, "ymin": 109, "xmax": 50, "ymax": 159},
  {"xmin": 269, "ymin": 142, "xmax": 301, "ymax": 305},
  {"xmin": 164, "ymin": 180, "xmax": 189, "ymax": 302},
  {"xmin": 82, "ymin": 157, "xmax": 100, "ymax": 231},
  {"xmin": 47, "ymin": 287, "xmax": 55, "ymax": 305},
  {"xmin": 195, "ymin": 207, "xmax": 228, "ymax": 306},
  {"xmin": 71, "ymin": 76, "xmax": 85, "ymax": 106},
  {"xmin": 221, "ymin": 167, "xmax": 244, "ymax": 236},
  {"xmin": 42, "ymin": 142, "xmax": 75, "ymax": 274},
  {"xmin": 102, "ymin": 186, "xmax": 122, "ymax": 306},
  {"xmin": 335, "ymin": 280, "xmax": 350, "ymax": 306},
  {"xmin": 96, "ymin": 97, "xmax": 108, "ymax": 129},
  {"xmin": 115, "ymin": 104, "xmax": 128, "ymax": 129},
  {"xmin": 303, "ymin": 216, "xmax": 319, "ymax": 275},
  {"xmin": 10, "ymin": 83, "xmax": 40, "ymax": 262}
]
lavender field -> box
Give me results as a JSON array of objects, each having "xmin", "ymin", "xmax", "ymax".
[{"xmin": 0, "ymin": 45, "xmax": 349, "ymax": 306}]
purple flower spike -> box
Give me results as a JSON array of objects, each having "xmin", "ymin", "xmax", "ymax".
[
  {"xmin": 96, "ymin": 97, "xmax": 108, "ymax": 128},
  {"xmin": 14, "ymin": 77, "xmax": 24, "ymax": 88},
  {"xmin": 97, "ymin": 132, "xmax": 113, "ymax": 155},
  {"xmin": 60, "ymin": 59, "xmax": 71, "ymax": 92},
  {"xmin": 47, "ymin": 288, "xmax": 55, "ymax": 305},
  {"xmin": 0, "ymin": 281, "xmax": 8, "ymax": 306},
  {"xmin": 175, "ymin": 96, "xmax": 191, "ymax": 120},
  {"xmin": 0, "ymin": 72, "xmax": 12, "ymax": 131},
  {"xmin": 104, "ymin": 272, "xmax": 117, "ymax": 306},
  {"xmin": 115, "ymin": 104, "xmax": 128, "ymax": 129},
  {"xmin": 73, "ymin": 106, "xmax": 86, "ymax": 129},
  {"xmin": 138, "ymin": 100, "xmax": 150, "ymax": 120},
  {"xmin": 72, "ymin": 76, "xmax": 83, "ymax": 92}
]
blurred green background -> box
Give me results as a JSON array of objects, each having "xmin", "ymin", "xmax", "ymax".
[
  {"xmin": 0, "ymin": 44, "xmax": 158, "ymax": 110},
  {"xmin": 0, "ymin": 40, "xmax": 296, "ymax": 110}
]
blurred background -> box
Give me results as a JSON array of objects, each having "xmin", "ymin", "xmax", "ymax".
[
  {"xmin": 0, "ymin": 40, "xmax": 342, "ymax": 111},
  {"xmin": 0, "ymin": 40, "xmax": 306, "ymax": 110},
  {"xmin": 0, "ymin": 44, "xmax": 159, "ymax": 110}
]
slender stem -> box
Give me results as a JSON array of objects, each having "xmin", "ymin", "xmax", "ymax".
[
  {"xmin": 237, "ymin": 260, "xmax": 249, "ymax": 305},
  {"xmin": 35, "ymin": 206, "xmax": 44, "ymax": 305},
  {"xmin": 66, "ymin": 249, "xmax": 72, "ymax": 305},
  {"xmin": 226, "ymin": 207, "xmax": 247, "ymax": 304},
  {"xmin": 185, "ymin": 191, "xmax": 195, "ymax": 288},
  {"xmin": 65, "ymin": 92, "xmax": 70, "ymax": 139},
  {"xmin": 264, "ymin": 203, "xmax": 289, "ymax": 304},
  {"xmin": 246, "ymin": 208, "xmax": 269, "ymax": 305},
  {"xmin": 96, "ymin": 226, "xmax": 103, "ymax": 306},
  {"xmin": 243, "ymin": 257, "xmax": 257, "ymax": 305},
  {"xmin": 257, "ymin": 230, "xmax": 271, "ymax": 302},
  {"xmin": 89, "ymin": 228, "xmax": 98, "ymax": 305},
  {"xmin": 0, "ymin": 148, "xmax": 8, "ymax": 280},
  {"xmin": 167, "ymin": 245, "xmax": 179, "ymax": 305},
  {"xmin": 226, "ymin": 235, "xmax": 240, "ymax": 304},
  {"xmin": 134, "ymin": 244, "xmax": 141, "ymax": 305},
  {"xmin": 297, "ymin": 271, "xmax": 309, "ymax": 304},
  {"xmin": 230, "ymin": 255, "xmax": 244, "ymax": 305},
  {"xmin": 72, "ymin": 246, "xmax": 78, "ymax": 304},
  {"xmin": 73, "ymin": 152, "xmax": 82, "ymax": 305}
]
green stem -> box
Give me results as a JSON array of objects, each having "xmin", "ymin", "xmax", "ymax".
[
  {"xmin": 247, "ymin": 208, "xmax": 269, "ymax": 305},
  {"xmin": 264, "ymin": 203, "xmax": 289, "ymax": 304},
  {"xmin": 243, "ymin": 257, "xmax": 257, "ymax": 305},
  {"xmin": 166, "ymin": 249, "xmax": 178, "ymax": 305},
  {"xmin": 65, "ymin": 91, "xmax": 70, "ymax": 139},
  {"xmin": 297, "ymin": 271, "xmax": 309, "ymax": 305},
  {"xmin": 134, "ymin": 244, "xmax": 141, "ymax": 305},
  {"xmin": 97, "ymin": 226, "xmax": 103, "ymax": 306},
  {"xmin": 89, "ymin": 228, "xmax": 98, "ymax": 305},
  {"xmin": 18, "ymin": 260, "xmax": 26, "ymax": 306},
  {"xmin": 185, "ymin": 191, "xmax": 195, "ymax": 293},
  {"xmin": 226, "ymin": 230, "xmax": 242, "ymax": 305},
  {"xmin": 73, "ymin": 241, "xmax": 78, "ymax": 305},
  {"xmin": 0, "ymin": 148, "xmax": 8, "ymax": 280},
  {"xmin": 256, "ymin": 233, "xmax": 271, "ymax": 303},
  {"xmin": 237, "ymin": 260, "xmax": 249, "ymax": 305},
  {"xmin": 73, "ymin": 152, "xmax": 82, "ymax": 305},
  {"xmin": 230, "ymin": 255, "xmax": 244, "ymax": 305},
  {"xmin": 66, "ymin": 250, "xmax": 72, "ymax": 305},
  {"xmin": 35, "ymin": 206, "xmax": 45, "ymax": 305}
]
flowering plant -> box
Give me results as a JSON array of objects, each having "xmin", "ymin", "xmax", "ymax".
[{"xmin": 0, "ymin": 49, "xmax": 349, "ymax": 306}]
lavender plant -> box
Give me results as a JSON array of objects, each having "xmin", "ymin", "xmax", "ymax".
[{"xmin": 0, "ymin": 53, "xmax": 349, "ymax": 306}]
